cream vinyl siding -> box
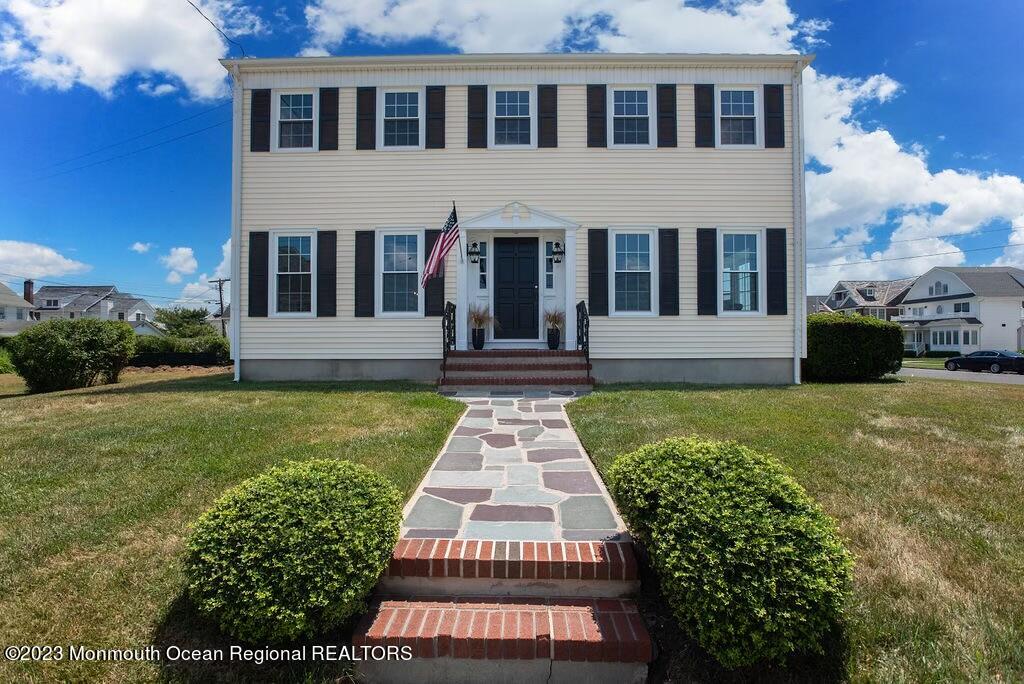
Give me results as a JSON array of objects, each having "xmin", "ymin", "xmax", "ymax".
[{"xmin": 239, "ymin": 78, "xmax": 795, "ymax": 360}]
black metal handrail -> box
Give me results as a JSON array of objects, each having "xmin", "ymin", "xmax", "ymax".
[
  {"xmin": 576, "ymin": 300, "xmax": 590, "ymax": 379},
  {"xmin": 441, "ymin": 301, "xmax": 456, "ymax": 379}
]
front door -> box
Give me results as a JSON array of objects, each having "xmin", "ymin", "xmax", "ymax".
[{"xmin": 494, "ymin": 237, "xmax": 539, "ymax": 339}]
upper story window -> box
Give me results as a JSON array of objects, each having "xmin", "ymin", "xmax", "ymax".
[
  {"xmin": 953, "ymin": 301, "xmax": 970, "ymax": 313},
  {"xmin": 45, "ymin": 299, "xmax": 58, "ymax": 308},
  {"xmin": 717, "ymin": 88, "xmax": 758, "ymax": 147},
  {"xmin": 611, "ymin": 230, "xmax": 656, "ymax": 314},
  {"xmin": 136, "ymin": 312, "xmax": 146, "ymax": 321},
  {"xmin": 833, "ymin": 290, "xmax": 846, "ymax": 302},
  {"xmin": 719, "ymin": 231, "xmax": 762, "ymax": 314},
  {"xmin": 273, "ymin": 92, "xmax": 317, "ymax": 151},
  {"xmin": 379, "ymin": 232, "xmax": 422, "ymax": 315},
  {"xmin": 16, "ymin": 307, "xmax": 25, "ymax": 320},
  {"xmin": 864, "ymin": 287, "xmax": 876, "ymax": 298},
  {"xmin": 490, "ymin": 88, "xmax": 535, "ymax": 148},
  {"xmin": 380, "ymin": 90, "xmax": 423, "ymax": 149},
  {"xmin": 118, "ymin": 312, "xmax": 125, "ymax": 320},
  {"xmin": 929, "ymin": 280, "xmax": 948, "ymax": 296},
  {"xmin": 609, "ymin": 87, "xmax": 654, "ymax": 147},
  {"xmin": 273, "ymin": 232, "xmax": 315, "ymax": 315}
]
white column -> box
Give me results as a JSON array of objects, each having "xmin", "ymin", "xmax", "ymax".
[
  {"xmin": 456, "ymin": 234, "xmax": 469, "ymax": 350},
  {"xmin": 564, "ymin": 229, "xmax": 577, "ymax": 350}
]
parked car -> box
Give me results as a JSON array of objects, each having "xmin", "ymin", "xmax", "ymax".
[{"xmin": 944, "ymin": 350, "xmax": 1024, "ymax": 373}]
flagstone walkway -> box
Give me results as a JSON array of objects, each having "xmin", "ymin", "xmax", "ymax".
[{"xmin": 401, "ymin": 394, "xmax": 627, "ymax": 542}]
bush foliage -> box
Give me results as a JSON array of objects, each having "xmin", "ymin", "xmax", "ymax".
[
  {"xmin": 8, "ymin": 319, "xmax": 136, "ymax": 392},
  {"xmin": 804, "ymin": 312, "xmax": 903, "ymax": 381},
  {"xmin": 132, "ymin": 335, "xmax": 230, "ymax": 365},
  {"xmin": 609, "ymin": 437, "xmax": 853, "ymax": 668},
  {"xmin": 154, "ymin": 306, "xmax": 215, "ymax": 338},
  {"xmin": 184, "ymin": 459, "xmax": 403, "ymax": 643},
  {"xmin": 0, "ymin": 347, "xmax": 14, "ymax": 374}
]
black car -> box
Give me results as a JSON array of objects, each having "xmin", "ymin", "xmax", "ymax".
[{"xmin": 944, "ymin": 350, "xmax": 1024, "ymax": 374}]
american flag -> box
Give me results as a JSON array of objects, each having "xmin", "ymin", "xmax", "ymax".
[{"xmin": 421, "ymin": 203, "xmax": 460, "ymax": 288}]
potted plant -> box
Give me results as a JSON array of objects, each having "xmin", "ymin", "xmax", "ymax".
[
  {"xmin": 544, "ymin": 310, "xmax": 565, "ymax": 350},
  {"xmin": 468, "ymin": 305, "xmax": 493, "ymax": 350}
]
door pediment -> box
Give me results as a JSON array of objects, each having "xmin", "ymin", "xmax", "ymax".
[{"xmin": 460, "ymin": 202, "xmax": 579, "ymax": 231}]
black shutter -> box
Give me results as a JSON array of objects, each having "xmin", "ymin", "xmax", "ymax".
[
  {"xmin": 697, "ymin": 228, "xmax": 717, "ymax": 315},
  {"xmin": 317, "ymin": 231, "xmax": 337, "ymax": 317},
  {"xmin": 248, "ymin": 231, "xmax": 269, "ymax": 317},
  {"xmin": 764, "ymin": 84, "xmax": 785, "ymax": 148},
  {"xmin": 354, "ymin": 231, "xmax": 375, "ymax": 317},
  {"xmin": 656, "ymin": 84, "xmax": 677, "ymax": 148},
  {"xmin": 250, "ymin": 89, "xmax": 270, "ymax": 152},
  {"xmin": 695, "ymin": 84, "xmax": 715, "ymax": 148},
  {"xmin": 467, "ymin": 85, "xmax": 487, "ymax": 148},
  {"xmin": 658, "ymin": 229, "xmax": 679, "ymax": 315},
  {"xmin": 356, "ymin": 87, "xmax": 376, "ymax": 150},
  {"xmin": 766, "ymin": 228, "xmax": 787, "ymax": 315},
  {"xmin": 588, "ymin": 229, "xmax": 608, "ymax": 315},
  {"xmin": 586, "ymin": 85, "xmax": 607, "ymax": 148},
  {"xmin": 425, "ymin": 86, "xmax": 446, "ymax": 149},
  {"xmin": 318, "ymin": 88, "xmax": 339, "ymax": 151},
  {"xmin": 538, "ymin": 84, "xmax": 557, "ymax": 148},
  {"xmin": 424, "ymin": 230, "xmax": 445, "ymax": 315}
]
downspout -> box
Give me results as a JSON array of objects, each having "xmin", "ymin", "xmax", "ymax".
[
  {"xmin": 791, "ymin": 61, "xmax": 808, "ymax": 384},
  {"xmin": 230, "ymin": 64, "xmax": 243, "ymax": 382}
]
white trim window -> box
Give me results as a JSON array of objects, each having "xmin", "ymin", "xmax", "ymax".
[
  {"xmin": 608, "ymin": 87, "xmax": 654, "ymax": 148},
  {"xmin": 716, "ymin": 86, "xmax": 760, "ymax": 147},
  {"xmin": 478, "ymin": 241, "xmax": 488, "ymax": 290},
  {"xmin": 379, "ymin": 88, "xmax": 424, "ymax": 149},
  {"xmin": 719, "ymin": 230, "xmax": 763, "ymax": 314},
  {"xmin": 545, "ymin": 241, "xmax": 555, "ymax": 290},
  {"xmin": 45, "ymin": 299, "xmax": 58, "ymax": 308},
  {"xmin": 272, "ymin": 91, "xmax": 317, "ymax": 151},
  {"xmin": 16, "ymin": 307, "xmax": 25, "ymax": 320},
  {"xmin": 378, "ymin": 230, "xmax": 423, "ymax": 316},
  {"xmin": 610, "ymin": 229, "xmax": 656, "ymax": 314},
  {"xmin": 490, "ymin": 87, "xmax": 536, "ymax": 148},
  {"xmin": 271, "ymin": 231, "xmax": 316, "ymax": 316},
  {"xmin": 953, "ymin": 301, "xmax": 970, "ymax": 313}
]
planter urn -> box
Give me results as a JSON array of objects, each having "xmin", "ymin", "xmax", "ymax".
[
  {"xmin": 547, "ymin": 328, "xmax": 561, "ymax": 350},
  {"xmin": 472, "ymin": 328, "xmax": 486, "ymax": 350}
]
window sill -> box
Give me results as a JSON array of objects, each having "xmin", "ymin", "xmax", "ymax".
[
  {"xmin": 488, "ymin": 144, "xmax": 538, "ymax": 151},
  {"xmin": 270, "ymin": 312, "xmax": 317, "ymax": 319},
  {"xmin": 609, "ymin": 310, "xmax": 657, "ymax": 318},
  {"xmin": 376, "ymin": 311, "xmax": 425, "ymax": 319},
  {"xmin": 608, "ymin": 143, "xmax": 655, "ymax": 150},
  {"xmin": 271, "ymin": 146, "xmax": 317, "ymax": 154},
  {"xmin": 718, "ymin": 310, "xmax": 766, "ymax": 317},
  {"xmin": 715, "ymin": 144, "xmax": 764, "ymax": 150},
  {"xmin": 378, "ymin": 145, "xmax": 425, "ymax": 152}
]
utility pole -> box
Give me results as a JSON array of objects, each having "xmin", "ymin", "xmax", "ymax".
[{"xmin": 208, "ymin": 277, "xmax": 230, "ymax": 337}]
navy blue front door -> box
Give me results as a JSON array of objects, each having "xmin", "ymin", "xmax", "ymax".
[{"xmin": 494, "ymin": 237, "xmax": 539, "ymax": 339}]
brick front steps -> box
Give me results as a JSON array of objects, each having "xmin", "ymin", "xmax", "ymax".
[{"xmin": 440, "ymin": 350, "xmax": 593, "ymax": 388}]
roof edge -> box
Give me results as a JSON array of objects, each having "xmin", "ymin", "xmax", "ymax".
[{"xmin": 221, "ymin": 52, "xmax": 815, "ymax": 73}]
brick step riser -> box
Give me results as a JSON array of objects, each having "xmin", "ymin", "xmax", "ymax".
[
  {"xmin": 443, "ymin": 362, "xmax": 592, "ymax": 371},
  {"xmin": 444, "ymin": 369, "xmax": 592, "ymax": 381},
  {"xmin": 378, "ymin": 575, "xmax": 639, "ymax": 599},
  {"xmin": 450, "ymin": 350, "xmax": 585, "ymax": 358},
  {"xmin": 438, "ymin": 376, "xmax": 595, "ymax": 386}
]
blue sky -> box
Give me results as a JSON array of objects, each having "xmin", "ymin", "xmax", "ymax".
[{"xmin": 1, "ymin": 0, "xmax": 1022, "ymax": 304}]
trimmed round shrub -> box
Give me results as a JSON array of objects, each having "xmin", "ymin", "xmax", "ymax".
[
  {"xmin": 609, "ymin": 437, "xmax": 853, "ymax": 668},
  {"xmin": 8, "ymin": 319, "xmax": 136, "ymax": 393},
  {"xmin": 804, "ymin": 312, "xmax": 903, "ymax": 381},
  {"xmin": 184, "ymin": 459, "xmax": 402, "ymax": 643}
]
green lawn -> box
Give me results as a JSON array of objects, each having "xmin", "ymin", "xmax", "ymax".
[
  {"xmin": 902, "ymin": 356, "xmax": 951, "ymax": 369},
  {"xmin": 567, "ymin": 379, "xmax": 1024, "ymax": 683},
  {"xmin": 0, "ymin": 369, "xmax": 463, "ymax": 682}
]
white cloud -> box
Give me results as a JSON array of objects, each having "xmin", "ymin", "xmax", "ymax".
[
  {"xmin": 129, "ymin": 241, "xmax": 153, "ymax": 253},
  {"xmin": 300, "ymin": 0, "xmax": 1024, "ymax": 292},
  {"xmin": 174, "ymin": 238, "xmax": 231, "ymax": 306},
  {"xmin": 166, "ymin": 270, "xmax": 182, "ymax": 284},
  {"xmin": 0, "ymin": 0, "xmax": 265, "ymax": 99},
  {"xmin": 136, "ymin": 81, "xmax": 177, "ymax": 97},
  {"xmin": 160, "ymin": 246, "xmax": 198, "ymax": 284},
  {"xmin": 0, "ymin": 239, "xmax": 90, "ymax": 281}
]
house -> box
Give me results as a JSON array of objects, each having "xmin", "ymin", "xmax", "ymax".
[
  {"xmin": 222, "ymin": 52, "xmax": 812, "ymax": 384},
  {"xmin": 205, "ymin": 303, "xmax": 231, "ymax": 338},
  {"xmin": 31, "ymin": 283, "xmax": 158, "ymax": 325},
  {"xmin": 130, "ymin": 320, "xmax": 167, "ymax": 337},
  {"xmin": 0, "ymin": 281, "xmax": 34, "ymax": 337},
  {"xmin": 896, "ymin": 266, "xmax": 1024, "ymax": 355},
  {"xmin": 806, "ymin": 295, "xmax": 832, "ymax": 314},
  {"xmin": 822, "ymin": 278, "xmax": 917, "ymax": 320}
]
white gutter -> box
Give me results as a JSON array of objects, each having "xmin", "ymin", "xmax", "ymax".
[
  {"xmin": 791, "ymin": 62, "xmax": 808, "ymax": 384},
  {"xmin": 230, "ymin": 64, "xmax": 242, "ymax": 382}
]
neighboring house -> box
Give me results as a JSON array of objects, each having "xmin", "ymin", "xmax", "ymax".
[
  {"xmin": 31, "ymin": 284, "xmax": 158, "ymax": 325},
  {"xmin": 0, "ymin": 281, "xmax": 34, "ymax": 337},
  {"xmin": 222, "ymin": 52, "xmax": 812, "ymax": 384},
  {"xmin": 206, "ymin": 303, "xmax": 232, "ymax": 338},
  {"xmin": 130, "ymin": 320, "xmax": 167, "ymax": 337},
  {"xmin": 806, "ymin": 295, "xmax": 832, "ymax": 314},
  {"xmin": 896, "ymin": 266, "xmax": 1024, "ymax": 355},
  {"xmin": 823, "ymin": 277, "xmax": 917, "ymax": 320}
]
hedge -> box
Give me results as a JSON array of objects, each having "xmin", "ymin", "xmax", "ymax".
[
  {"xmin": 0, "ymin": 347, "xmax": 14, "ymax": 374},
  {"xmin": 804, "ymin": 312, "xmax": 903, "ymax": 381},
  {"xmin": 132, "ymin": 335, "xmax": 230, "ymax": 366},
  {"xmin": 8, "ymin": 319, "xmax": 136, "ymax": 393},
  {"xmin": 609, "ymin": 437, "xmax": 853, "ymax": 668},
  {"xmin": 184, "ymin": 459, "xmax": 403, "ymax": 643}
]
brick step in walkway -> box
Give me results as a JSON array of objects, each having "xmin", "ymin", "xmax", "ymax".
[
  {"xmin": 356, "ymin": 597, "xmax": 650, "ymax": 684},
  {"xmin": 439, "ymin": 375, "xmax": 595, "ymax": 387}
]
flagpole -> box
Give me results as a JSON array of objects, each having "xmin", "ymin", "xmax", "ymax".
[{"xmin": 454, "ymin": 200, "xmax": 464, "ymax": 264}]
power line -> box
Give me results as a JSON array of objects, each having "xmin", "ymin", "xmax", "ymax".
[
  {"xmin": 35, "ymin": 102, "xmax": 230, "ymax": 172},
  {"xmin": 808, "ymin": 225, "xmax": 1013, "ymax": 251},
  {"xmin": 807, "ymin": 241, "xmax": 1024, "ymax": 269},
  {"xmin": 185, "ymin": 0, "xmax": 247, "ymax": 58},
  {"xmin": 21, "ymin": 119, "xmax": 230, "ymax": 183}
]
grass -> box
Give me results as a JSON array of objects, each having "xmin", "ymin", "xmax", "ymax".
[
  {"xmin": 0, "ymin": 369, "xmax": 464, "ymax": 683},
  {"xmin": 567, "ymin": 379, "xmax": 1024, "ymax": 682},
  {"xmin": 902, "ymin": 356, "xmax": 952, "ymax": 369}
]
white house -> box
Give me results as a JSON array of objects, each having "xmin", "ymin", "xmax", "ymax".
[
  {"xmin": 222, "ymin": 52, "xmax": 811, "ymax": 385},
  {"xmin": 896, "ymin": 266, "xmax": 1024, "ymax": 354},
  {"xmin": 0, "ymin": 282, "xmax": 34, "ymax": 337},
  {"xmin": 31, "ymin": 284, "xmax": 158, "ymax": 325}
]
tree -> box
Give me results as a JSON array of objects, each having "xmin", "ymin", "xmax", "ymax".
[{"xmin": 155, "ymin": 307, "xmax": 214, "ymax": 338}]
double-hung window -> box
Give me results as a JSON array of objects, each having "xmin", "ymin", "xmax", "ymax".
[
  {"xmin": 275, "ymin": 92, "xmax": 316, "ymax": 150},
  {"xmin": 720, "ymin": 231, "xmax": 762, "ymax": 313},
  {"xmin": 491, "ymin": 88, "xmax": 534, "ymax": 147},
  {"xmin": 380, "ymin": 232, "xmax": 421, "ymax": 315},
  {"xmin": 380, "ymin": 90, "xmax": 423, "ymax": 148},
  {"xmin": 717, "ymin": 88, "xmax": 758, "ymax": 147},
  {"xmin": 609, "ymin": 87, "xmax": 653, "ymax": 147},
  {"xmin": 611, "ymin": 230, "xmax": 655, "ymax": 314},
  {"xmin": 953, "ymin": 301, "xmax": 970, "ymax": 313},
  {"xmin": 273, "ymin": 232, "xmax": 315, "ymax": 315}
]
